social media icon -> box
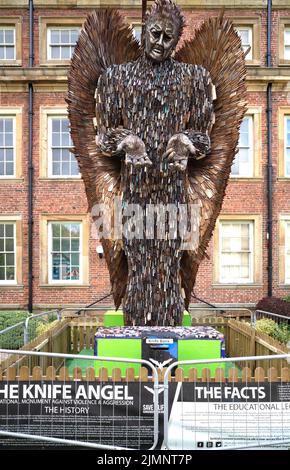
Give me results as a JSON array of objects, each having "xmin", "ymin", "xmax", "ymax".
[
  {"xmin": 197, "ymin": 442, "xmax": 204, "ymax": 448},
  {"xmin": 216, "ymin": 442, "xmax": 222, "ymax": 447},
  {"xmin": 206, "ymin": 442, "xmax": 214, "ymax": 448}
]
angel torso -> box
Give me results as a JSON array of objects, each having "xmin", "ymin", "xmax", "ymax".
[{"xmin": 96, "ymin": 54, "xmax": 213, "ymax": 167}]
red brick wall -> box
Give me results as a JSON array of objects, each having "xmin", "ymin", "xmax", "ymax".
[
  {"xmin": 0, "ymin": 90, "xmax": 29, "ymax": 307},
  {"xmin": 0, "ymin": 5, "xmax": 289, "ymax": 310},
  {"xmin": 14, "ymin": 6, "xmax": 277, "ymax": 68}
]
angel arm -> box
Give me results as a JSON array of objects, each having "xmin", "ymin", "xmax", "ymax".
[
  {"xmin": 164, "ymin": 67, "xmax": 215, "ymax": 170},
  {"xmin": 183, "ymin": 66, "xmax": 216, "ymax": 160},
  {"xmin": 94, "ymin": 71, "xmax": 151, "ymax": 167},
  {"xmin": 94, "ymin": 70, "xmax": 132, "ymax": 153},
  {"xmin": 179, "ymin": 130, "xmax": 211, "ymax": 160}
]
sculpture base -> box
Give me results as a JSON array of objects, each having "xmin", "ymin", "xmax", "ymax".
[
  {"xmin": 103, "ymin": 310, "xmax": 192, "ymax": 327},
  {"xmin": 94, "ymin": 326, "xmax": 225, "ymax": 377}
]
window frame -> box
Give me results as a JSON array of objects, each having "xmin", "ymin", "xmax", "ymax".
[
  {"xmin": 47, "ymin": 115, "xmax": 79, "ymax": 178},
  {"xmin": 284, "ymin": 115, "xmax": 290, "ymax": 178},
  {"xmin": 286, "ymin": 221, "xmax": 290, "ymax": 284},
  {"xmin": 0, "ymin": 115, "xmax": 16, "ymax": 178},
  {"xmin": 131, "ymin": 23, "xmax": 142, "ymax": 44},
  {"xmin": 47, "ymin": 26, "xmax": 80, "ymax": 61},
  {"xmin": 230, "ymin": 107, "xmax": 262, "ymax": 180},
  {"xmin": 235, "ymin": 26, "xmax": 253, "ymax": 61},
  {"xmin": 231, "ymin": 115, "xmax": 254, "ymax": 178},
  {"xmin": 125, "ymin": 16, "xmax": 142, "ymax": 43},
  {"xmin": 40, "ymin": 106, "xmax": 80, "ymax": 180},
  {"xmin": 278, "ymin": 107, "xmax": 290, "ymax": 178},
  {"xmin": 0, "ymin": 215, "xmax": 22, "ymax": 287},
  {"xmin": 285, "ymin": 27, "xmax": 290, "ymax": 60},
  {"xmin": 218, "ymin": 220, "xmax": 254, "ymax": 285},
  {"xmin": 0, "ymin": 26, "xmax": 15, "ymax": 61},
  {"xmin": 0, "ymin": 17, "xmax": 22, "ymax": 66},
  {"xmin": 279, "ymin": 18, "xmax": 290, "ymax": 65},
  {"xmin": 0, "ymin": 221, "xmax": 16, "ymax": 285},
  {"xmin": 279, "ymin": 216, "xmax": 290, "ymax": 286},
  {"xmin": 230, "ymin": 17, "xmax": 261, "ymax": 66},
  {"xmin": 213, "ymin": 215, "xmax": 262, "ymax": 287},
  {"xmin": 0, "ymin": 107, "xmax": 22, "ymax": 181},
  {"xmin": 40, "ymin": 214, "xmax": 89, "ymax": 287},
  {"xmin": 48, "ymin": 220, "xmax": 83, "ymax": 285},
  {"xmin": 39, "ymin": 17, "xmax": 85, "ymax": 66}
]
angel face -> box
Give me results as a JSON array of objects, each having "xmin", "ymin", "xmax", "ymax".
[{"xmin": 145, "ymin": 18, "xmax": 178, "ymax": 63}]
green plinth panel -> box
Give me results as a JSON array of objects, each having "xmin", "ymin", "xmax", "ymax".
[
  {"xmin": 94, "ymin": 337, "xmax": 224, "ymax": 377},
  {"xmin": 104, "ymin": 310, "xmax": 124, "ymax": 327},
  {"xmin": 103, "ymin": 310, "xmax": 191, "ymax": 327},
  {"xmin": 94, "ymin": 338, "xmax": 142, "ymax": 375},
  {"xmin": 182, "ymin": 311, "xmax": 191, "ymax": 326},
  {"xmin": 178, "ymin": 339, "xmax": 224, "ymax": 376},
  {"xmin": 98, "ymin": 311, "xmax": 222, "ymax": 377}
]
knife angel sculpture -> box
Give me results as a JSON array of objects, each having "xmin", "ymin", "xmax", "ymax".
[{"xmin": 67, "ymin": 0, "xmax": 247, "ymax": 326}]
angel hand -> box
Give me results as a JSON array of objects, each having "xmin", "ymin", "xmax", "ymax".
[
  {"xmin": 117, "ymin": 135, "xmax": 152, "ymax": 168},
  {"xmin": 163, "ymin": 133, "xmax": 196, "ymax": 172}
]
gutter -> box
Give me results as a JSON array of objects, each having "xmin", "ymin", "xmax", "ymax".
[
  {"xmin": 266, "ymin": 0, "xmax": 273, "ymax": 297},
  {"xmin": 28, "ymin": 0, "xmax": 34, "ymax": 312}
]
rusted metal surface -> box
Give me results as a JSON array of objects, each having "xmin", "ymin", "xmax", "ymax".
[{"xmin": 67, "ymin": 2, "xmax": 247, "ymax": 326}]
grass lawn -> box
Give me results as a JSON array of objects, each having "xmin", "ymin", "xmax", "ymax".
[{"xmin": 66, "ymin": 348, "xmax": 94, "ymax": 375}]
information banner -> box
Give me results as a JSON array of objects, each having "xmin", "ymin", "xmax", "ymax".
[
  {"xmin": 166, "ymin": 382, "xmax": 290, "ymax": 450},
  {"xmin": 1, "ymin": 381, "xmax": 290, "ymax": 450},
  {"xmin": 0, "ymin": 381, "xmax": 155, "ymax": 449}
]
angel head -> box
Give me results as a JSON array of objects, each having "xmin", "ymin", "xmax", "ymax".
[{"xmin": 144, "ymin": 0, "xmax": 185, "ymax": 63}]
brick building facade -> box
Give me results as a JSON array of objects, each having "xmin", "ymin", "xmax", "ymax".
[{"xmin": 0, "ymin": 0, "xmax": 289, "ymax": 312}]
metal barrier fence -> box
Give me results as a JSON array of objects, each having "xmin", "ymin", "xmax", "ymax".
[
  {"xmin": 60, "ymin": 307, "xmax": 109, "ymax": 315},
  {"xmin": 0, "ymin": 349, "xmax": 159, "ymax": 450},
  {"xmin": 189, "ymin": 307, "xmax": 252, "ymax": 318},
  {"xmin": 163, "ymin": 353, "xmax": 290, "ymax": 451},
  {"xmin": 0, "ymin": 321, "xmax": 28, "ymax": 350},
  {"xmin": 1, "ymin": 347, "xmax": 290, "ymax": 450},
  {"xmin": 252, "ymin": 309, "xmax": 290, "ymax": 327},
  {"xmin": 0, "ymin": 306, "xmax": 253, "ymax": 352},
  {"xmin": 0, "ymin": 307, "xmax": 110, "ymax": 350},
  {"xmin": 61, "ymin": 306, "xmax": 254, "ymax": 318},
  {"xmin": 251, "ymin": 310, "xmax": 290, "ymax": 349},
  {"xmin": 23, "ymin": 310, "xmax": 61, "ymax": 345}
]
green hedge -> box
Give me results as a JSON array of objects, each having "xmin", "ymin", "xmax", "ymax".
[
  {"xmin": 0, "ymin": 310, "xmax": 58, "ymax": 349},
  {"xmin": 0, "ymin": 310, "xmax": 29, "ymax": 327},
  {"xmin": 256, "ymin": 319, "xmax": 290, "ymax": 345},
  {"xmin": 0, "ymin": 311, "xmax": 29, "ymax": 349}
]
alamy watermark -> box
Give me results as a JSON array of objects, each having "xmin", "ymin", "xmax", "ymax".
[{"xmin": 91, "ymin": 196, "xmax": 200, "ymax": 251}]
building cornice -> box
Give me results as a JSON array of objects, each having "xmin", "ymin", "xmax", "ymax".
[
  {"xmin": 0, "ymin": 0, "xmax": 279, "ymax": 10},
  {"xmin": 1, "ymin": 0, "xmax": 290, "ymax": 9},
  {"xmin": 0, "ymin": 66, "xmax": 289, "ymax": 93}
]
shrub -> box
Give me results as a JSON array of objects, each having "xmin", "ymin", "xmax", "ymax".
[
  {"xmin": 0, "ymin": 311, "xmax": 29, "ymax": 328},
  {"xmin": 256, "ymin": 318, "xmax": 290, "ymax": 345},
  {"xmin": 35, "ymin": 320, "xmax": 59, "ymax": 337},
  {"xmin": 0, "ymin": 310, "xmax": 58, "ymax": 349},
  {"xmin": 26, "ymin": 313, "xmax": 58, "ymax": 342},
  {"xmin": 256, "ymin": 319, "xmax": 277, "ymax": 336},
  {"xmin": 256, "ymin": 297, "xmax": 290, "ymax": 318},
  {"xmin": 274, "ymin": 323, "xmax": 290, "ymax": 345},
  {"xmin": 0, "ymin": 311, "xmax": 30, "ymax": 349}
]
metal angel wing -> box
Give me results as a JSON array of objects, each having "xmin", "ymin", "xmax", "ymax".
[
  {"xmin": 67, "ymin": 10, "xmax": 140, "ymax": 307},
  {"xmin": 175, "ymin": 13, "xmax": 248, "ymax": 309}
]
